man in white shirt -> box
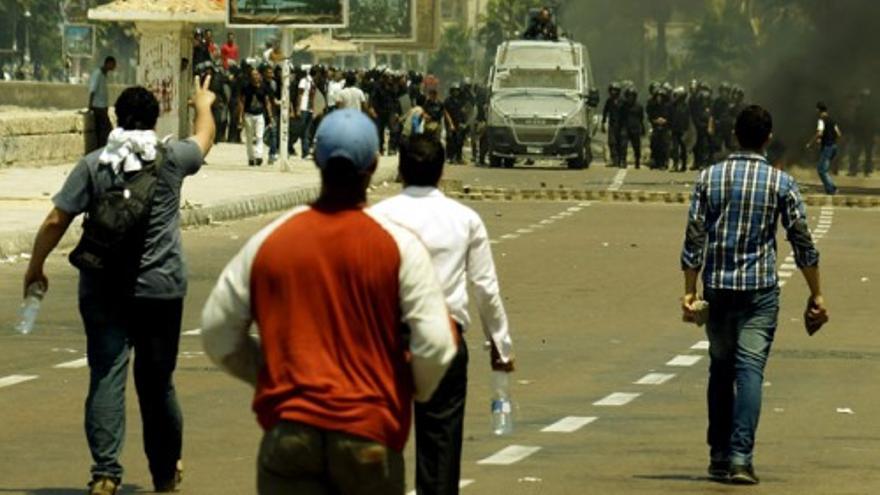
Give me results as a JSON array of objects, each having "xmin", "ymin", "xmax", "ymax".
[
  {"xmin": 326, "ymin": 69, "xmax": 345, "ymax": 113},
  {"xmin": 372, "ymin": 136, "xmax": 515, "ymax": 495},
  {"xmin": 294, "ymin": 67, "xmax": 316, "ymax": 158},
  {"xmin": 336, "ymin": 72, "xmax": 368, "ymax": 112}
]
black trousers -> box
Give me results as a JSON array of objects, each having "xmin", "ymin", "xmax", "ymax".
[
  {"xmin": 415, "ymin": 333, "xmax": 468, "ymax": 495},
  {"xmin": 93, "ymin": 107, "xmax": 112, "ymax": 151},
  {"xmin": 671, "ymin": 130, "xmax": 688, "ymax": 170}
]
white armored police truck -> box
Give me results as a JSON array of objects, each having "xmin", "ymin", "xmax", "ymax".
[{"xmin": 486, "ymin": 39, "xmax": 599, "ymax": 169}]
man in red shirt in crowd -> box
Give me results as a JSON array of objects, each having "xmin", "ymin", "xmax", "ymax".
[
  {"xmin": 220, "ymin": 32, "xmax": 239, "ymax": 70},
  {"xmin": 201, "ymin": 109, "xmax": 457, "ymax": 494}
]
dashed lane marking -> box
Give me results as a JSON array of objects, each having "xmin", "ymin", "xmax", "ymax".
[
  {"xmin": 0, "ymin": 375, "xmax": 38, "ymax": 389},
  {"xmin": 635, "ymin": 373, "xmax": 676, "ymax": 385},
  {"xmin": 541, "ymin": 416, "xmax": 598, "ymax": 433},
  {"xmin": 182, "ymin": 328, "xmax": 202, "ymax": 336},
  {"xmin": 691, "ymin": 340, "xmax": 710, "ymax": 350},
  {"xmin": 778, "ymin": 270, "xmax": 794, "ymax": 278},
  {"xmin": 516, "ymin": 228, "xmax": 534, "ymax": 234},
  {"xmin": 500, "ymin": 234, "xmax": 519, "ymax": 240},
  {"xmin": 477, "ymin": 445, "xmax": 542, "ymax": 465},
  {"xmin": 666, "ymin": 355, "xmax": 702, "ymax": 367},
  {"xmin": 593, "ymin": 392, "xmax": 641, "ymax": 407},
  {"xmin": 54, "ymin": 358, "xmax": 88, "ymax": 369},
  {"xmin": 607, "ymin": 169, "xmax": 627, "ymax": 191},
  {"xmin": 780, "ymin": 263, "xmax": 797, "ymax": 271},
  {"xmin": 539, "ymin": 219, "xmax": 554, "ymax": 225},
  {"xmin": 779, "ymin": 280, "xmax": 788, "ymax": 287},
  {"xmin": 567, "ymin": 207, "xmax": 582, "ymax": 212}
]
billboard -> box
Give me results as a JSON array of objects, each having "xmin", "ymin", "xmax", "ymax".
[
  {"xmin": 228, "ymin": 0, "xmax": 349, "ymax": 28},
  {"xmin": 373, "ymin": 0, "xmax": 440, "ymax": 51},
  {"xmin": 63, "ymin": 24, "xmax": 95, "ymax": 58},
  {"xmin": 333, "ymin": 0, "xmax": 416, "ymax": 43}
]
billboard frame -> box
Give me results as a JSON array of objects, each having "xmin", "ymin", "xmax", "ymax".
[
  {"xmin": 332, "ymin": 0, "xmax": 417, "ymax": 44},
  {"xmin": 227, "ymin": 0, "xmax": 350, "ymax": 29},
  {"xmin": 371, "ymin": 0, "xmax": 440, "ymax": 52},
  {"xmin": 62, "ymin": 23, "xmax": 96, "ymax": 59}
]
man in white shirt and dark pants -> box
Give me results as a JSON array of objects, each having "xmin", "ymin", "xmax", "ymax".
[{"xmin": 372, "ymin": 136, "xmax": 515, "ymax": 495}]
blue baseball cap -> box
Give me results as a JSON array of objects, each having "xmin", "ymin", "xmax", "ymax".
[{"xmin": 314, "ymin": 109, "xmax": 379, "ymax": 172}]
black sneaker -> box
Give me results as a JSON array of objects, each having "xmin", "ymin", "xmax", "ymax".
[
  {"xmin": 248, "ymin": 159, "xmax": 255, "ymax": 167},
  {"xmin": 730, "ymin": 464, "xmax": 760, "ymax": 485},
  {"xmin": 707, "ymin": 460, "xmax": 730, "ymax": 481},
  {"xmin": 154, "ymin": 461, "xmax": 184, "ymax": 492}
]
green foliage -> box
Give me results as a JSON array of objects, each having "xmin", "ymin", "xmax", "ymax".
[
  {"xmin": 682, "ymin": 0, "xmax": 756, "ymax": 83},
  {"xmin": 347, "ymin": 0, "xmax": 411, "ymax": 37},
  {"xmin": 477, "ymin": 0, "xmax": 558, "ymax": 71},
  {"xmin": 428, "ymin": 23, "xmax": 472, "ymax": 87}
]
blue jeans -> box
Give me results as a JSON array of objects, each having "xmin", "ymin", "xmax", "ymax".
[
  {"xmin": 703, "ymin": 286, "xmax": 779, "ymax": 467},
  {"xmin": 80, "ymin": 293, "xmax": 184, "ymax": 483},
  {"xmin": 817, "ymin": 144, "xmax": 838, "ymax": 194}
]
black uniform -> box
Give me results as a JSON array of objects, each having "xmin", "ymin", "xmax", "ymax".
[
  {"xmin": 371, "ymin": 80, "xmax": 400, "ymax": 155},
  {"xmin": 690, "ymin": 91, "xmax": 713, "ymax": 169},
  {"xmin": 473, "ymin": 86, "xmax": 489, "ymax": 164},
  {"xmin": 602, "ymin": 93, "xmax": 624, "ymax": 166},
  {"xmin": 849, "ymin": 93, "xmax": 876, "ymax": 176},
  {"xmin": 523, "ymin": 17, "xmax": 559, "ymax": 41},
  {"xmin": 711, "ymin": 95, "xmax": 735, "ymax": 158},
  {"xmin": 444, "ymin": 90, "xmax": 468, "ymax": 163},
  {"xmin": 669, "ymin": 97, "xmax": 690, "ymax": 171},
  {"xmin": 646, "ymin": 94, "xmax": 671, "ymax": 169},
  {"xmin": 617, "ymin": 94, "xmax": 645, "ymax": 168}
]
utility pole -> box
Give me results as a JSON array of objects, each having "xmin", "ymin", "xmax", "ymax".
[{"xmin": 279, "ymin": 27, "xmax": 292, "ymax": 171}]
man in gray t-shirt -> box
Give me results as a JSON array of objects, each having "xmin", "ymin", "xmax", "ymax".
[
  {"xmin": 23, "ymin": 77, "xmax": 216, "ymax": 495},
  {"xmin": 89, "ymin": 56, "xmax": 117, "ymax": 151}
]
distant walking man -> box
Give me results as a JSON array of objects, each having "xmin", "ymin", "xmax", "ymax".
[
  {"xmin": 89, "ymin": 56, "xmax": 116, "ymax": 150},
  {"xmin": 681, "ymin": 105, "xmax": 827, "ymax": 485},
  {"xmin": 809, "ymin": 101, "xmax": 841, "ymax": 195},
  {"xmin": 202, "ymin": 109, "xmax": 456, "ymax": 495},
  {"xmin": 373, "ymin": 136, "xmax": 515, "ymax": 495},
  {"xmin": 23, "ymin": 77, "xmax": 216, "ymax": 495}
]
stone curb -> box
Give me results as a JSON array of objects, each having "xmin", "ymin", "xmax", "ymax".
[
  {"xmin": 0, "ymin": 166, "xmax": 401, "ymax": 260},
  {"xmin": 446, "ymin": 186, "xmax": 880, "ymax": 209}
]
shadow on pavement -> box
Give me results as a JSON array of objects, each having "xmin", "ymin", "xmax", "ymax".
[
  {"xmin": 0, "ymin": 485, "xmax": 143, "ymax": 494},
  {"xmin": 632, "ymin": 473, "xmax": 726, "ymax": 484}
]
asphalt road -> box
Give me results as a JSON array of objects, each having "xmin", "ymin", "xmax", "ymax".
[{"xmin": 1, "ymin": 171, "xmax": 879, "ymax": 494}]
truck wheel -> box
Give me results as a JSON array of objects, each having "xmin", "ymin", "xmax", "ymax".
[
  {"xmin": 567, "ymin": 152, "xmax": 587, "ymax": 170},
  {"xmin": 489, "ymin": 154, "xmax": 503, "ymax": 168},
  {"xmin": 503, "ymin": 158, "xmax": 515, "ymax": 168}
]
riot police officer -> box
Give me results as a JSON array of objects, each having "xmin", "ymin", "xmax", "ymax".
[
  {"xmin": 691, "ymin": 83, "xmax": 714, "ymax": 169},
  {"xmin": 602, "ymin": 82, "xmax": 624, "ymax": 166},
  {"xmin": 849, "ymin": 88, "xmax": 876, "ymax": 177},
  {"xmin": 370, "ymin": 70, "xmax": 402, "ymax": 155},
  {"xmin": 444, "ymin": 83, "xmax": 468, "ymax": 164},
  {"xmin": 646, "ymin": 83, "xmax": 672, "ymax": 169},
  {"xmin": 473, "ymin": 84, "xmax": 490, "ymax": 165},
  {"xmin": 617, "ymin": 86, "xmax": 645, "ymax": 169},
  {"xmin": 523, "ymin": 7, "xmax": 559, "ymax": 41},
  {"xmin": 711, "ymin": 82, "xmax": 736, "ymax": 159},
  {"xmin": 669, "ymin": 86, "xmax": 690, "ymax": 172}
]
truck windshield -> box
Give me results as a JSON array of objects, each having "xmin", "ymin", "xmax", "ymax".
[
  {"xmin": 501, "ymin": 46, "xmax": 577, "ymax": 67},
  {"xmin": 493, "ymin": 68, "xmax": 579, "ymax": 91}
]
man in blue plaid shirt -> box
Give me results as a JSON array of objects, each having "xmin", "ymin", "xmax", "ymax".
[{"xmin": 680, "ymin": 105, "xmax": 828, "ymax": 485}]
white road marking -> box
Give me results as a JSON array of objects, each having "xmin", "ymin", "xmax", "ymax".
[
  {"xmin": 541, "ymin": 416, "xmax": 598, "ymax": 433},
  {"xmin": 501, "ymin": 234, "xmax": 519, "ymax": 240},
  {"xmin": 594, "ymin": 392, "xmax": 641, "ymax": 406},
  {"xmin": 477, "ymin": 445, "xmax": 542, "ymax": 465},
  {"xmin": 607, "ymin": 169, "xmax": 627, "ymax": 191},
  {"xmin": 691, "ymin": 340, "xmax": 710, "ymax": 350},
  {"xmin": 778, "ymin": 270, "xmax": 794, "ymax": 278},
  {"xmin": 0, "ymin": 375, "xmax": 38, "ymax": 389},
  {"xmin": 182, "ymin": 328, "xmax": 202, "ymax": 336},
  {"xmin": 550, "ymin": 215, "xmax": 565, "ymax": 220},
  {"xmin": 578, "ymin": 202, "xmax": 592, "ymax": 207},
  {"xmin": 516, "ymin": 228, "xmax": 534, "ymax": 234},
  {"xmin": 490, "ymin": 240, "xmax": 500, "ymax": 245},
  {"xmin": 539, "ymin": 219, "xmax": 554, "ymax": 225},
  {"xmin": 567, "ymin": 207, "xmax": 582, "ymax": 212},
  {"xmin": 780, "ymin": 263, "xmax": 797, "ymax": 271},
  {"xmin": 666, "ymin": 355, "xmax": 702, "ymax": 367},
  {"xmin": 54, "ymin": 358, "xmax": 88, "ymax": 369},
  {"xmin": 407, "ymin": 479, "xmax": 474, "ymax": 494},
  {"xmin": 813, "ymin": 228, "xmax": 829, "ymax": 234},
  {"xmin": 635, "ymin": 373, "xmax": 676, "ymax": 385},
  {"xmin": 785, "ymin": 255, "xmax": 795, "ymax": 262},
  {"xmin": 779, "ymin": 280, "xmax": 788, "ymax": 287},
  {"xmin": 558, "ymin": 211, "xmax": 572, "ymax": 217}
]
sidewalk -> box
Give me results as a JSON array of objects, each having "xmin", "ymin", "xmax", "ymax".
[{"xmin": 0, "ymin": 143, "xmax": 400, "ymax": 258}]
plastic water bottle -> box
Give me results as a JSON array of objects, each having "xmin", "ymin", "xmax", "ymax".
[
  {"xmin": 490, "ymin": 371, "xmax": 514, "ymax": 435},
  {"xmin": 15, "ymin": 282, "xmax": 46, "ymax": 335}
]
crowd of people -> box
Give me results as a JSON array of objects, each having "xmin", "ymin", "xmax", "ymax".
[
  {"xmin": 188, "ymin": 28, "xmax": 490, "ymax": 167},
  {"xmin": 602, "ymin": 79, "xmax": 748, "ymax": 171}
]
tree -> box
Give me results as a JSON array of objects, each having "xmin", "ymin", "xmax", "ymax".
[{"xmin": 428, "ymin": 23, "xmax": 472, "ymax": 88}]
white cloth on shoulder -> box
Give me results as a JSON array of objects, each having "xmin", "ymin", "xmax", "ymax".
[{"xmin": 98, "ymin": 127, "xmax": 159, "ymax": 174}]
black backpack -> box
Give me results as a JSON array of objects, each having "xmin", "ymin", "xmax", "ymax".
[{"xmin": 69, "ymin": 148, "xmax": 165, "ymax": 275}]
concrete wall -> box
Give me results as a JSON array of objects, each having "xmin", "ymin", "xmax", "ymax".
[
  {"xmin": 0, "ymin": 81, "xmax": 126, "ymax": 110},
  {"xmin": 0, "ymin": 109, "xmax": 114, "ymax": 167}
]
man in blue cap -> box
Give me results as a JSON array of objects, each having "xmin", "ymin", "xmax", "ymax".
[{"xmin": 202, "ymin": 109, "xmax": 457, "ymax": 494}]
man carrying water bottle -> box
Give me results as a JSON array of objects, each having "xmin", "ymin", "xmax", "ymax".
[{"xmin": 373, "ymin": 135, "xmax": 515, "ymax": 495}]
